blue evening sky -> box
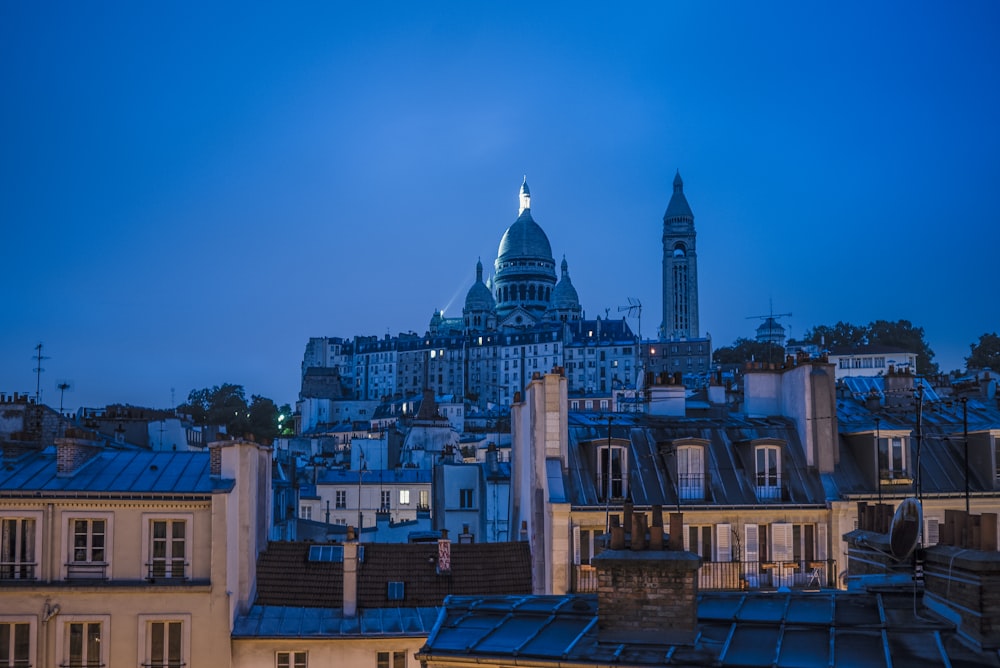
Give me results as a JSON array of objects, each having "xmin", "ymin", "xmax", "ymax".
[{"xmin": 2, "ymin": 2, "xmax": 998, "ymax": 412}]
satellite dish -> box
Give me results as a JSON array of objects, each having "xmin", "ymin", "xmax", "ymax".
[{"xmin": 889, "ymin": 497, "xmax": 922, "ymax": 560}]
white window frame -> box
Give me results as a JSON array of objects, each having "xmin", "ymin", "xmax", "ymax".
[
  {"xmin": 878, "ymin": 435, "xmax": 908, "ymax": 479},
  {"xmin": 0, "ymin": 511, "xmax": 42, "ymax": 581},
  {"xmin": 276, "ymin": 650, "xmax": 308, "ymax": 668},
  {"xmin": 754, "ymin": 444, "xmax": 782, "ymax": 500},
  {"xmin": 141, "ymin": 513, "xmax": 193, "ymax": 581},
  {"xmin": 62, "ymin": 511, "xmax": 114, "ymax": 580},
  {"xmin": 0, "ymin": 615, "xmax": 37, "ymax": 668},
  {"xmin": 399, "ymin": 489, "xmax": 410, "ymax": 505},
  {"xmin": 137, "ymin": 613, "xmax": 190, "ymax": 668},
  {"xmin": 596, "ymin": 444, "xmax": 628, "ymax": 501},
  {"xmin": 675, "ymin": 444, "xmax": 705, "ymax": 500},
  {"xmin": 56, "ymin": 614, "xmax": 110, "ymax": 668}
]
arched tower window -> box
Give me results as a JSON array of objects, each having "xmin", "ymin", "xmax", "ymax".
[{"xmin": 673, "ymin": 242, "xmax": 687, "ymax": 258}]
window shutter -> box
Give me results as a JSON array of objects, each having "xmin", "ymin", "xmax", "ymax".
[
  {"xmin": 816, "ymin": 523, "xmax": 828, "ymax": 560},
  {"xmin": 572, "ymin": 525, "xmax": 581, "ymax": 565},
  {"xmin": 924, "ymin": 517, "xmax": 940, "ymax": 546},
  {"xmin": 683, "ymin": 524, "xmax": 690, "ymax": 551},
  {"xmin": 772, "ymin": 523, "xmax": 794, "ymax": 562},
  {"xmin": 744, "ymin": 524, "xmax": 759, "ymax": 563},
  {"xmin": 716, "ymin": 524, "xmax": 731, "ymax": 562}
]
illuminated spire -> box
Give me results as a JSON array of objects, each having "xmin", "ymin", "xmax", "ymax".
[{"xmin": 519, "ymin": 176, "xmax": 531, "ymax": 215}]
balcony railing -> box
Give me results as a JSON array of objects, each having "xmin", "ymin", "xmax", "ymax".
[
  {"xmin": 145, "ymin": 562, "xmax": 188, "ymax": 580},
  {"xmin": 699, "ymin": 560, "xmax": 834, "ymax": 590},
  {"xmin": 0, "ymin": 562, "xmax": 37, "ymax": 581},
  {"xmin": 66, "ymin": 562, "xmax": 108, "ymax": 580},
  {"xmin": 677, "ymin": 473, "xmax": 705, "ymax": 500},
  {"xmin": 572, "ymin": 560, "xmax": 835, "ymax": 593},
  {"xmin": 755, "ymin": 474, "xmax": 784, "ymax": 501}
]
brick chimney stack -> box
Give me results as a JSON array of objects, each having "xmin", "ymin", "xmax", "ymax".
[
  {"xmin": 55, "ymin": 429, "xmax": 102, "ymax": 476},
  {"xmin": 591, "ymin": 542, "xmax": 701, "ymax": 644}
]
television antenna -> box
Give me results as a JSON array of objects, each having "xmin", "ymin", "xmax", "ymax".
[
  {"xmin": 55, "ymin": 380, "xmax": 74, "ymax": 414},
  {"xmin": 32, "ymin": 343, "xmax": 49, "ymax": 404},
  {"xmin": 618, "ymin": 297, "xmax": 642, "ymax": 342}
]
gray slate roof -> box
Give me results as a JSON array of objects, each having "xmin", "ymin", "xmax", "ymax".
[
  {"xmin": 419, "ymin": 591, "xmax": 999, "ymax": 667},
  {"xmin": 233, "ymin": 605, "xmax": 439, "ymax": 638}
]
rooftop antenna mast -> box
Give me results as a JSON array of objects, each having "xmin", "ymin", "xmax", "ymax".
[
  {"xmin": 617, "ymin": 298, "xmax": 642, "ymax": 342},
  {"xmin": 55, "ymin": 380, "xmax": 73, "ymax": 414},
  {"xmin": 32, "ymin": 343, "xmax": 49, "ymax": 404},
  {"xmin": 618, "ymin": 299, "xmax": 643, "ymax": 412}
]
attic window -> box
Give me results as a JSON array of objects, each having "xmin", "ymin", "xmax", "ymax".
[
  {"xmin": 308, "ymin": 545, "xmax": 343, "ymax": 562},
  {"xmin": 387, "ymin": 581, "xmax": 405, "ymax": 601},
  {"xmin": 597, "ymin": 444, "xmax": 627, "ymax": 501}
]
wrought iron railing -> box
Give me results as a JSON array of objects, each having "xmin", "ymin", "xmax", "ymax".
[
  {"xmin": 698, "ymin": 560, "xmax": 834, "ymax": 590},
  {"xmin": 0, "ymin": 562, "xmax": 36, "ymax": 581},
  {"xmin": 755, "ymin": 474, "xmax": 784, "ymax": 500},
  {"xmin": 145, "ymin": 562, "xmax": 188, "ymax": 580},
  {"xmin": 66, "ymin": 562, "xmax": 108, "ymax": 580},
  {"xmin": 677, "ymin": 473, "xmax": 705, "ymax": 500},
  {"xmin": 572, "ymin": 560, "xmax": 835, "ymax": 593}
]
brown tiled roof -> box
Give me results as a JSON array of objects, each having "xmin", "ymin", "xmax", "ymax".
[{"xmin": 255, "ymin": 541, "xmax": 532, "ymax": 609}]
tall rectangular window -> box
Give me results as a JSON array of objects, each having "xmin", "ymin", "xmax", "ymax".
[
  {"xmin": 69, "ymin": 519, "xmax": 107, "ymax": 579},
  {"xmin": 149, "ymin": 520, "xmax": 186, "ymax": 579},
  {"xmin": 380, "ymin": 490, "xmax": 391, "ymax": 511},
  {"xmin": 335, "ymin": 490, "xmax": 346, "ymax": 509},
  {"xmin": 66, "ymin": 622, "xmax": 101, "ymax": 668},
  {"xmin": 878, "ymin": 437, "xmax": 907, "ymax": 478},
  {"xmin": 459, "ymin": 489, "xmax": 474, "ymax": 509},
  {"xmin": 0, "ymin": 519, "xmax": 36, "ymax": 580},
  {"xmin": 755, "ymin": 446, "xmax": 781, "ymax": 500},
  {"xmin": 0, "ymin": 622, "xmax": 30, "ymax": 668},
  {"xmin": 146, "ymin": 621, "xmax": 182, "ymax": 668},
  {"xmin": 418, "ymin": 490, "xmax": 429, "ymax": 510},
  {"xmin": 597, "ymin": 445, "xmax": 627, "ymax": 501},
  {"xmin": 399, "ymin": 489, "xmax": 410, "ymax": 505}
]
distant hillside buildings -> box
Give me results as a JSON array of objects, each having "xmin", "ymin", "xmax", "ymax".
[{"xmin": 299, "ymin": 175, "xmax": 712, "ymax": 428}]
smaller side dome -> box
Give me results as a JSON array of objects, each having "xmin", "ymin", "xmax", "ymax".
[
  {"xmin": 550, "ymin": 257, "xmax": 580, "ymax": 309},
  {"xmin": 464, "ymin": 259, "xmax": 495, "ymax": 312}
]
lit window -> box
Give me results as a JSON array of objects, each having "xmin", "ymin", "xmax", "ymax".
[{"xmin": 399, "ymin": 489, "xmax": 410, "ymax": 505}]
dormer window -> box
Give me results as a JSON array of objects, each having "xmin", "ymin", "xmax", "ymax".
[
  {"xmin": 672, "ymin": 439, "xmax": 707, "ymax": 501},
  {"xmin": 597, "ymin": 444, "xmax": 627, "ymax": 501},
  {"xmin": 878, "ymin": 436, "xmax": 908, "ymax": 480},
  {"xmin": 754, "ymin": 443, "xmax": 782, "ymax": 500}
]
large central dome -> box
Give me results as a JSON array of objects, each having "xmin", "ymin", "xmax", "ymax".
[
  {"xmin": 493, "ymin": 178, "xmax": 557, "ymax": 322},
  {"xmin": 497, "ymin": 212, "xmax": 553, "ymax": 262}
]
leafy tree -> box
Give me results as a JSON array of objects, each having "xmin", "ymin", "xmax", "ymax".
[
  {"xmin": 967, "ymin": 332, "xmax": 1000, "ymax": 371},
  {"xmin": 802, "ymin": 321, "xmax": 868, "ymax": 348},
  {"xmin": 713, "ymin": 338, "xmax": 786, "ymax": 366},
  {"xmin": 178, "ymin": 383, "xmax": 284, "ymax": 444},
  {"xmin": 802, "ymin": 319, "xmax": 938, "ymax": 374}
]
